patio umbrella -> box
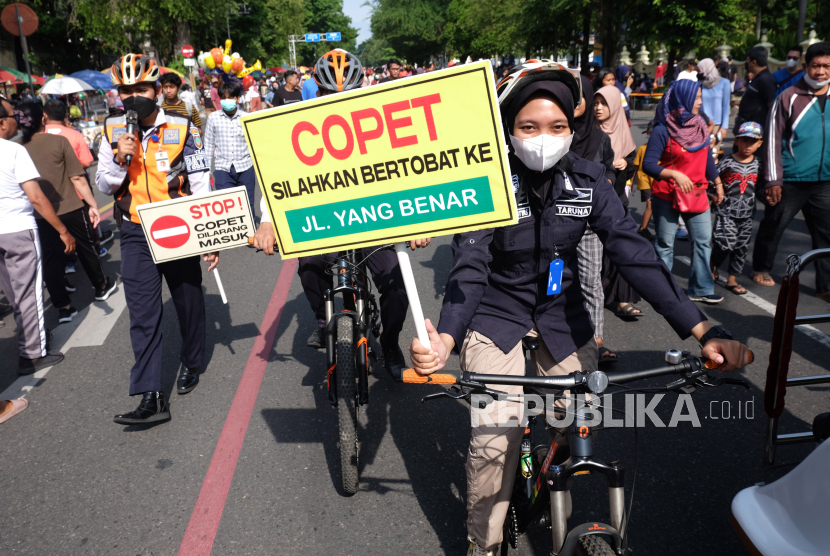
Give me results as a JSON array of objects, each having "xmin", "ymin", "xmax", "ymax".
[
  {"xmin": 40, "ymin": 76, "xmax": 94, "ymax": 95},
  {"xmin": 70, "ymin": 70, "xmax": 113, "ymax": 90}
]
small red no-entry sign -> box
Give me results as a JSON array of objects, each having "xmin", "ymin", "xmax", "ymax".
[
  {"xmin": 181, "ymin": 44, "xmax": 195, "ymax": 58},
  {"xmin": 150, "ymin": 215, "xmax": 191, "ymax": 249}
]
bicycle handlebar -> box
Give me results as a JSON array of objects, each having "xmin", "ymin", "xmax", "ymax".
[{"xmin": 402, "ymin": 351, "xmax": 754, "ymax": 390}]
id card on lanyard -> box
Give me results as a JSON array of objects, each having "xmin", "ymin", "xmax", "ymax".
[{"xmin": 547, "ymin": 244, "xmax": 563, "ymax": 296}]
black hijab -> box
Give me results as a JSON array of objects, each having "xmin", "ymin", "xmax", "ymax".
[{"xmin": 569, "ymin": 75, "xmax": 604, "ymax": 160}]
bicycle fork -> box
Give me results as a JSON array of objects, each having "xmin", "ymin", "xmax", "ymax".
[{"xmin": 546, "ymin": 405, "xmax": 626, "ymax": 554}]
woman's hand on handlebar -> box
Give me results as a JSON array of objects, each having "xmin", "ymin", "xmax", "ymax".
[
  {"xmin": 701, "ymin": 339, "xmax": 752, "ymax": 373},
  {"xmin": 407, "ymin": 237, "xmax": 432, "ymax": 250},
  {"xmin": 253, "ymin": 222, "xmax": 277, "ymax": 255},
  {"xmin": 408, "ymin": 318, "xmax": 453, "ymax": 375}
]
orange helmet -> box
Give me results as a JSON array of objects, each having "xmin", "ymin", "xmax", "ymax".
[
  {"xmin": 314, "ymin": 49, "xmax": 364, "ymax": 93},
  {"xmin": 110, "ymin": 53, "xmax": 160, "ymax": 86}
]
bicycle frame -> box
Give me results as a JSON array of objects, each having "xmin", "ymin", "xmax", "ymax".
[{"xmin": 322, "ymin": 249, "xmax": 379, "ymax": 407}]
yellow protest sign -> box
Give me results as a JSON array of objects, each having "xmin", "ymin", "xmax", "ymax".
[
  {"xmin": 241, "ymin": 61, "xmax": 516, "ymax": 258},
  {"xmin": 136, "ymin": 186, "xmax": 255, "ymax": 263}
]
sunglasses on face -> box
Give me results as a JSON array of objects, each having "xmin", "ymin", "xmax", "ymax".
[
  {"xmin": 1, "ymin": 112, "xmax": 20, "ymax": 122},
  {"xmin": 787, "ymin": 55, "xmax": 801, "ymax": 61}
]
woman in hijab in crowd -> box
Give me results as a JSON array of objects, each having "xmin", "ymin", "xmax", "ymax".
[
  {"xmin": 594, "ymin": 85, "xmax": 642, "ymax": 318},
  {"xmin": 572, "ymin": 75, "xmax": 620, "ymax": 363},
  {"xmin": 644, "ymin": 80, "xmax": 726, "ymax": 304},
  {"xmin": 698, "ymin": 58, "xmax": 731, "ymax": 152}
]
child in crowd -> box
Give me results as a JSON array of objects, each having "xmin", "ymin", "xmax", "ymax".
[
  {"xmin": 633, "ymin": 122, "xmax": 655, "ymax": 241},
  {"xmin": 710, "ymin": 121, "xmax": 763, "ymax": 295}
]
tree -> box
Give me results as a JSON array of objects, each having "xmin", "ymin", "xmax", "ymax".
[
  {"xmin": 443, "ymin": 0, "xmax": 521, "ymax": 60},
  {"xmin": 355, "ymin": 37, "xmax": 397, "ymax": 67},
  {"xmin": 297, "ymin": 0, "xmax": 359, "ymax": 65},
  {"xmin": 368, "ymin": 0, "xmax": 449, "ymax": 62}
]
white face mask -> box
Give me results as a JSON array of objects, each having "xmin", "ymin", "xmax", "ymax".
[
  {"xmin": 786, "ymin": 59, "xmax": 798, "ymax": 69},
  {"xmin": 803, "ymin": 74, "xmax": 830, "ymax": 90},
  {"xmin": 509, "ymin": 133, "xmax": 573, "ymax": 172}
]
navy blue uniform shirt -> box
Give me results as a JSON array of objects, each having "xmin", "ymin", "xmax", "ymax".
[{"xmin": 437, "ymin": 152, "xmax": 706, "ymax": 361}]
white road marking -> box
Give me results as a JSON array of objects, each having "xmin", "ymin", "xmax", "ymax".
[
  {"xmin": 152, "ymin": 225, "xmax": 188, "ymax": 240},
  {"xmin": 0, "ymin": 286, "xmax": 128, "ymax": 401},
  {"xmin": 675, "ymin": 255, "xmax": 830, "ymax": 350}
]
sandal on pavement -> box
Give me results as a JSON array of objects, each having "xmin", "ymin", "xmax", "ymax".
[
  {"xmin": 752, "ymin": 272, "xmax": 776, "ymax": 287},
  {"xmin": 817, "ymin": 292, "xmax": 830, "ymax": 303},
  {"xmin": 611, "ymin": 302, "xmax": 645, "ymax": 318},
  {"xmin": 0, "ymin": 398, "xmax": 29, "ymax": 425},
  {"xmin": 598, "ymin": 346, "xmax": 619, "ymax": 365},
  {"xmin": 725, "ymin": 284, "xmax": 747, "ymax": 295}
]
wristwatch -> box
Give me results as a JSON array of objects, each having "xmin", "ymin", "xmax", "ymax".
[{"xmin": 699, "ymin": 325, "xmax": 733, "ymax": 347}]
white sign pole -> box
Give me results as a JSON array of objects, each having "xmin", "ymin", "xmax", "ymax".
[
  {"xmin": 395, "ymin": 243, "xmax": 430, "ymax": 349},
  {"xmin": 213, "ymin": 269, "xmax": 228, "ymax": 304}
]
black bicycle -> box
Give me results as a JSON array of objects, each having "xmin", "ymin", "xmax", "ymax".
[
  {"xmin": 403, "ymin": 347, "xmax": 753, "ymax": 555},
  {"xmin": 251, "ymin": 239, "xmax": 390, "ymax": 495}
]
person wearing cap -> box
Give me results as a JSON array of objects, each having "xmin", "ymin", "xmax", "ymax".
[
  {"xmin": 711, "ymin": 121, "xmax": 763, "ymax": 295},
  {"xmin": 96, "ymin": 54, "xmax": 217, "ymax": 426},
  {"xmin": 406, "ymin": 62, "xmax": 752, "ymax": 556}
]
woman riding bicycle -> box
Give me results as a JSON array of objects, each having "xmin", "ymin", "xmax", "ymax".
[{"xmin": 407, "ymin": 61, "xmax": 751, "ymax": 556}]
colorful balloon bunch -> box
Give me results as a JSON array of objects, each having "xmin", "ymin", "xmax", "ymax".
[{"xmin": 197, "ymin": 39, "xmax": 262, "ymax": 79}]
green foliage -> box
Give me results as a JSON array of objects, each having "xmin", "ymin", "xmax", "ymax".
[
  {"xmin": 355, "ymin": 37, "xmax": 397, "ymax": 67},
  {"xmin": 297, "ymin": 0, "xmax": 359, "ymax": 65},
  {"xmin": 368, "ymin": 0, "xmax": 450, "ymax": 63},
  {"xmin": 443, "ymin": 0, "xmax": 521, "ymax": 59}
]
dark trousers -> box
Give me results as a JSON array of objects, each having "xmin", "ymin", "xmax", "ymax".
[
  {"xmin": 38, "ymin": 207, "xmax": 106, "ymax": 308},
  {"xmin": 120, "ymin": 221, "xmax": 205, "ymax": 395},
  {"xmin": 214, "ymin": 165, "xmax": 257, "ymax": 221},
  {"xmin": 297, "ymin": 249, "xmax": 408, "ymax": 343},
  {"xmin": 752, "ymin": 181, "xmax": 830, "ymax": 293}
]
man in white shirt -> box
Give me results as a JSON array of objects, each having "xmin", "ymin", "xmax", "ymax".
[{"xmin": 0, "ymin": 97, "xmax": 75, "ymax": 376}]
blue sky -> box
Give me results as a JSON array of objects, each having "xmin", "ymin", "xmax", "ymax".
[{"xmin": 343, "ymin": 0, "xmax": 373, "ymax": 45}]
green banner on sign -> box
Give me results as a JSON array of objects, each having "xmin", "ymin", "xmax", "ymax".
[{"xmin": 285, "ymin": 177, "xmax": 493, "ymax": 243}]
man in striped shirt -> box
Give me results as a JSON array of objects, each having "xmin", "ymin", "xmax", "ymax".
[{"xmin": 160, "ymin": 73, "xmax": 202, "ymax": 129}]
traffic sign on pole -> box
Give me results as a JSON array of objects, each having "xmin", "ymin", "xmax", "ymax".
[
  {"xmin": 305, "ymin": 33, "xmax": 320, "ymax": 42},
  {"xmin": 325, "ymin": 32, "xmax": 341, "ymax": 41},
  {"xmin": 181, "ymin": 44, "xmax": 195, "ymax": 58}
]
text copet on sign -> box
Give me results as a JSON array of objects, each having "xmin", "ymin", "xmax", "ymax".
[
  {"xmin": 241, "ymin": 61, "xmax": 517, "ymax": 258},
  {"xmin": 136, "ymin": 186, "xmax": 255, "ymax": 264}
]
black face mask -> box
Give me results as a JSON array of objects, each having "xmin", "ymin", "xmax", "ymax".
[{"xmin": 122, "ymin": 95, "xmax": 157, "ymax": 120}]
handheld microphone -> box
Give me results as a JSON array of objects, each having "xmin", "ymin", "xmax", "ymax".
[{"xmin": 125, "ymin": 110, "xmax": 138, "ymax": 166}]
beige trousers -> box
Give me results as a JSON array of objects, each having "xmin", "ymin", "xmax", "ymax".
[{"xmin": 461, "ymin": 328, "xmax": 598, "ymax": 552}]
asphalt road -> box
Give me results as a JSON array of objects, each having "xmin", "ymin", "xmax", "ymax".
[{"xmin": 0, "ymin": 111, "xmax": 827, "ymax": 556}]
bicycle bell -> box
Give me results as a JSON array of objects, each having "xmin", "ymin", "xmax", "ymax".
[
  {"xmin": 665, "ymin": 349, "xmax": 683, "ymax": 364},
  {"xmin": 586, "ymin": 371, "xmax": 609, "ymax": 394}
]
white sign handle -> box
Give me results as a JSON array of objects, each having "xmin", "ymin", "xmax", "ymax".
[
  {"xmin": 395, "ymin": 243, "xmax": 430, "ymax": 350},
  {"xmin": 213, "ymin": 269, "xmax": 228, "ymax": 304}
]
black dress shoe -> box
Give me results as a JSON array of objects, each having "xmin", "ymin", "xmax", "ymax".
[
  {"xmin": 381, "ymin": 337, "xmax": 406, "ymax": 382},
  {"xmin": 113, "ymin": 392, "xmax": 170, "ymax": 425},
  {"xmin": 177, "ymin": 366, "xmax": 200, "ymax": 395},
  {"xmin": 307, "ymin": 326, "xmax": 325, "ymax": 349}
]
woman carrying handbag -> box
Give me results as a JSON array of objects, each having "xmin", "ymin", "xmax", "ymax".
[{"xmin": 643, "ymin": 80, "xmax": 726, "ymax": 304}]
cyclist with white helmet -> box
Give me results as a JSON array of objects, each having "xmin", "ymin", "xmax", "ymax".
[
  {"xmin": 96, "ymin": 53, "xmax": 217, "ymax": 425},
  {"xmin": 407, "ymin": 61, "xmax": 752, "ymax": 555},
  {"xmin": 253, "ymin": 49, "xmax": 429, "ymax": 379}
]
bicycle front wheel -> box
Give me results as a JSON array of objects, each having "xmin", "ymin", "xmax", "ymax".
[
  {"xmin": 575, "ymin": 535, "xmax": 616, "ymax": 556},
  {"xmin": 336, "ymin": 315, "xmax": 359, "ymax": 495}
]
